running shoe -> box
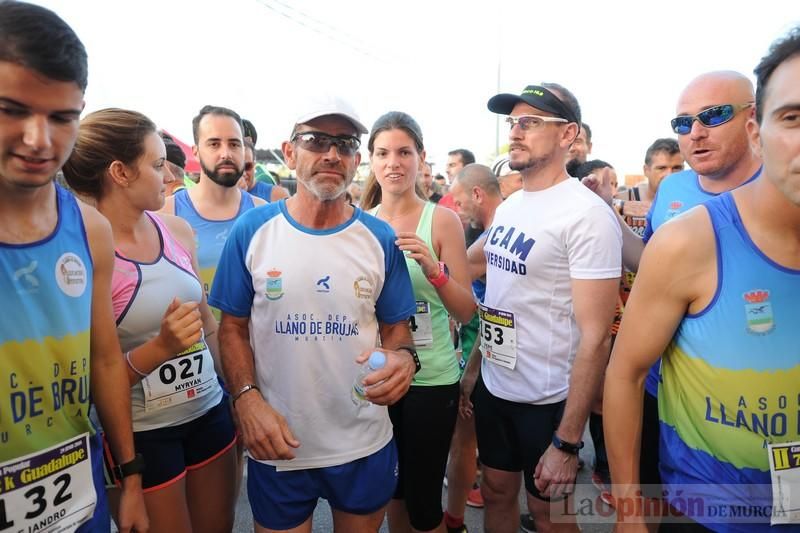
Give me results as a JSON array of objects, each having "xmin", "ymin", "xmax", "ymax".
[
  {"xmin": 520, "ymin": 512, "xmax": 536, "ymax": 532},
  {"xmin": 591, "ymin": 471, "xmax": 615, "ymax": 507},
  {"xmin": 466, "ymin": 485, "xmax": 484, "ymax": 508}
]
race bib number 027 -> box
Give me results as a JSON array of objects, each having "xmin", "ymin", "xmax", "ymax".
[
  {"xmin": 0, "ymin": 434, "xmax": 96, "ymax": 533},
  {"xmin": 478, "ymin": 304, "xmax": 517, "ymax": 370},
  {"xmin": 142, "ymin": 339, "xmax": 217, "ymax": 412}
]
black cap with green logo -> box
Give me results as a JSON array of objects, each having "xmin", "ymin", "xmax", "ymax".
[{"xmin": 487, "ymin": 85, "xmax": 580, "ymax": 125}]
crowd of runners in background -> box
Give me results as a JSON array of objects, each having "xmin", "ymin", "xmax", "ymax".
[{"xmin": 2, "ymin": 2, "xmax": 800, "ymax": 533}]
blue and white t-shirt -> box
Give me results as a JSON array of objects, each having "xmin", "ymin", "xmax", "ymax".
[{"xmin": 209, "ymin": 200, "xmax": 415, "ymax": 470}]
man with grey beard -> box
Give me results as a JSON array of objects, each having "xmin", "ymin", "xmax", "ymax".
[
  {"xmin": 208, "ymin": 95, "xmax": 419, "ymax": 531},
  {"xmin": 161, "ymin": 105, "xmax": 266, "ymax": 317}
]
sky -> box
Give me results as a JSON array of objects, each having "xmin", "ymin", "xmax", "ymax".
[{"xmin": 37, "ymin": 0, "xmax": 800, "ymax": 180}]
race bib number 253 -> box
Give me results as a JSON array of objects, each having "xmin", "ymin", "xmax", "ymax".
[{"xmin": 0, "ymin": 434, "xmax": 96, "ymax": 533}]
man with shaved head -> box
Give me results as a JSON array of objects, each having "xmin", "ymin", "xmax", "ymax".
[
  {"xmin": 587, "ymin": 71, "xmax": 763, "ymax": 273},
  {"xmin": 450, "ymin": 164, "xmax": 503, "ymax": 229},
  {"xmin": 584, "ymin": 70, "xmax": 762, "ymax": 524},
  {"xmin": 644, "ymin": 71, "xmax": 762, "ymax": 241}
]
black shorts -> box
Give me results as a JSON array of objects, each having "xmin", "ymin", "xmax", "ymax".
[
  {"xmin": 389, "ymin": 382, "xmax": 459, "ymax": 531},
  {"xmin": 640, "ymin": 391, "xmax": 662, "ymax": 497},
  {"xmin": 473, "ymin": 373, "xmax": 565, "ymax": 500},
  {"xmin": 104, "ymin": 399, "xmax": 236, "ymax": 491}
]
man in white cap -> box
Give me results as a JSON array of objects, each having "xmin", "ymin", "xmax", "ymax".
[{"xmin": 209, "ymin": 95, "xmax": 419, "ymax": 532}]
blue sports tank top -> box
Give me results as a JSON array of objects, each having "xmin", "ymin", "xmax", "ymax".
[
  {"xmin": 0, "ymin": 185, "xmax": 102, "ymax": 530},
  {"xmin": 173, "ymin": 188, "xmax": 255, "ymax": 315},
  {"xmin": 249, "ymin": 181, "xmax": 274, "ymax": 202},
  {"xmin": 643, "ymin": 166, "xmax": 762, "ymax": 396},
  {"xmin": 658, "ymin": 193, "xmax": 800, "ymax": 531}
]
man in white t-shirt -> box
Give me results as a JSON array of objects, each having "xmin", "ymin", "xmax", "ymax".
[
  {"xmin": 209, "ymin": 95, "xmax": 419, "ymax": 532},
  {"xmin": 469, "ymin": 84, "xmax": 621, "ymax": 533}
]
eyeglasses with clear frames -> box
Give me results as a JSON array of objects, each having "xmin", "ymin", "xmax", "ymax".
[{"xmin": 506, "ymin": 115, "xmax": 569, "ymax": 131}]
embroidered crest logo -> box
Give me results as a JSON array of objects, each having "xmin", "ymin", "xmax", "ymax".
[
  {"xmin": 353, "ymin": 276, "xmax": 373, "ymax": 300},
  {"xmin": 744, "ymin": 289, "xmax": 774, "ymax": 334},
  {"xmin": 266, "ymin": 269, "xmax": 284, "ymax": 300}
]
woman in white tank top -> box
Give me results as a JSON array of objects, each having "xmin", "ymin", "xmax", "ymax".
[{"xmin": 63, "ymin": 108, "xmax": 237, "ymax": 533}]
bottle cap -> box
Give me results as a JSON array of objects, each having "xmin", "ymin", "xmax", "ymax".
[{"xmin": 368, "ymin": 351, "xmax": 386, "ymax": 370}]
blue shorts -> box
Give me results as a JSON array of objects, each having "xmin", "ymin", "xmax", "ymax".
[{"xmin": 247, "ymin": 440, "xmax": 398, "ymax": 530}]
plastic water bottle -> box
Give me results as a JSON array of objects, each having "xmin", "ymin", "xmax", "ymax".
[{"xmin": 352, "ymin": 351, "xmax": 386, "ymax": 406}]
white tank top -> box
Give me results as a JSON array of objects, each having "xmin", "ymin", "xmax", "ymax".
[{"xmin": 112, "ymin": 213, "xmax": 222, "ymax": 431}]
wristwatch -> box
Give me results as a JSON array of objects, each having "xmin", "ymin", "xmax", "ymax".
[
  {"xmin": 427, "ymin": 261, "xmax": 449, "ymax": 289},
  {"xmin": 113, "ymin": 453, "xmax": 146, "ymax": 481},
  {"xmin": 551, "ymin": 434, "xmax": 584, "ymax": 455},
  {"xmin": 397, "ymin": 345, "xmax": 422, "ymax": 374}
]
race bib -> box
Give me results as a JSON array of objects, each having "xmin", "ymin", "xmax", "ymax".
[
  {"xmin": 141, "ymin": 339, "xmax": 217, "ymax": 412},
  {"xmin": 478, "ymin": 304, "xmax": 517, "ymax": 370},
  {"xmin": 768, "ymin": 440, "xmax": 800, "ymax": 524},
  {"xmin": 410, "ymin": 301, "xmax": 433, "ymax": 348},
  {"xmin": 0, "ymin": 434, "xmax": 96, "ymax": 533}
]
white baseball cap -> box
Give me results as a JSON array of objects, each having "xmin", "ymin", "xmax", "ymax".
[
  {"xmin": 491, "ymin": 154, "xmax": 514, "ymax": 177},
  {"xmin": 293, "ymin": 94, "xmax": 368, "ymax": 135}
]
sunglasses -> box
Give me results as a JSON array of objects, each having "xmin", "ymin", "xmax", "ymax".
[
  {"xmin": 244, "ymin": 162, "xmax": 254, "ymax": 172},
  {"xmin": 670, "ymin": 103, "xmax": 753, "ymax": 135},
  {"xmin": 291, "ymin": 131, "xmax": 361, "ymax": 156},
  {"xmin": 506, "ymin": 115, "xmax": 568, "ymax": 131}
]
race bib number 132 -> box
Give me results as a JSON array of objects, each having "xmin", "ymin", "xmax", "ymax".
[{"xmin": 0, "ymin": 434, "xmax": 96, "ymax": 532}]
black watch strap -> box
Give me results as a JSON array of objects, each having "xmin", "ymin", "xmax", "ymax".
[
  {"xmin": 397, "ymin": 345, "xmax": 422, "ymax": 374},
  {"xmin": 113, "ymin": 453, "xmax": 145, "ymax": 481},
  {"xmin": 551, "ymin": 434, "xmax": 584, "ymax": 455}
]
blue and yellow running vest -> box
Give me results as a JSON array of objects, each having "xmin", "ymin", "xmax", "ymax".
[{"xmin": 658, "ymin": 192, "xmax": 800, "ymax": 531}]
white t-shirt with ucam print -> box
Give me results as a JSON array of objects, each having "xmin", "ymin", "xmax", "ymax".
[{"xmin": 481, "ymin": 178, "xmax": 622, "ymax": 405}]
